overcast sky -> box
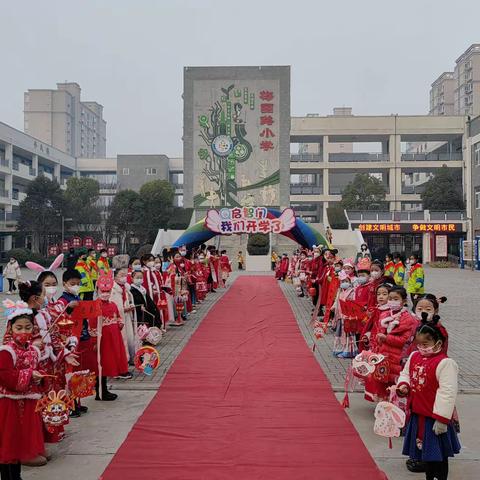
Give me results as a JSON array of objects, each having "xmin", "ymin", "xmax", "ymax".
[{"xmin": 2, "ymin": 0, "xmax": 480, "ymax": 157}]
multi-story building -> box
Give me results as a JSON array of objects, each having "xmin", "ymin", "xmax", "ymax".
[
  {"xmin": 0, "ymin": 121, "xmax": 77, "ymax": 255},
  {"xmin": 24, "ymin": 82, "xmax": 107, "ymax": 158},
  {"xmin": 429, "ymin": 72, "xmax": 455, "ymax": 115},
  {"xmin": 468, "ymin": 115, "xmax": 480, "ymax": 238},
  {"xmin": 454, "ymin": 44, "xmax": 480, "ymax": 117},
  {"xmin": 117, "ymin": 155, "xmax": 170, "ymax": 192}
]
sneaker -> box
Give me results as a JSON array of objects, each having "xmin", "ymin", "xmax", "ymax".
[
  {"xmin": 70, "ymin": 409, "xmax": 81, "ymax": 418},
  {"xmin": 79, "ymin": 405, "xmax": 88, "ymax": 413},
  {"xmin": 5, "ymin": 291, "xmax": 11, "ymax": 295},
  {"xmin": 116, "ymin": 372, "xmax": 133, "ymax": 380}
]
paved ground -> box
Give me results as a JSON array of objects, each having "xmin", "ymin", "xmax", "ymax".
[
  {"xmin": 1, "ymin": 267, "xmax": 478, "ymax": 479},
  {"xmin": 281, "ymin": 266, "xmax": 480, "ymax": 479}
]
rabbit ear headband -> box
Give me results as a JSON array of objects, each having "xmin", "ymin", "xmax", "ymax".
[{"xmin": 25, "ymin": 254, "xmax": 64, "ymax": 280}]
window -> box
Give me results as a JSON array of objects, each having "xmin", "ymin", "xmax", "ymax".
[
  {"xmin": 474, "ymin": 142, "xmax": 480, "ymax": 167},
  {"xmin": 476, "ymin": 187, "xmax": 480, "ymax": 210},
  {"xmin": 145, "ymin": 167, "xmax": 157, "ymax": 175},
  {"xmin": 122, "ymin": 168, "xmax": 130, "ymax": 175}
]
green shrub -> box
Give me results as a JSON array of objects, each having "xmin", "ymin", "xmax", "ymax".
[
  {"xmin": 247, "ymin": 233, "xmax": 269, "ymax": 255},
  {"xmin": 327, "ymin": 204, "xmax": 349, "ymax": 229}
]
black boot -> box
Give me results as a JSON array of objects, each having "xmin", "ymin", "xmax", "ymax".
[
  {"xmin": 406, "ymin": 458, "xmax": 427, "ymax": 472},
  {"xmin": 95, "ymin": 376, "xmax": 117, "ymax": 401}
]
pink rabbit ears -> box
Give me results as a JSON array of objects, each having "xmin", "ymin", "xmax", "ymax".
[{"xmin": 26, "ymin": 254, "xmax": 64, "ymax": 279}]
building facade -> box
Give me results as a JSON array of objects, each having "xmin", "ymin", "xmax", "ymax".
[
  {"xmin": 24, "ymin": 82, "xmax": 107, "ymax": 158},
  {"xmin": 468, "ymin": 115, "xmax": 480, "ymax": 238},
  {"xmin": 0, "ymin": 121, "xmax": 77, "ymax": 255},
  {"xmin": 454, "ymin": 44, "xmax": 480, "ymax": 117},
  {"xmin": 429, "ymin": 72, "xmax": 455, "ymax": 115},
  {"xmin": 117, "ymin": 155, "xmax": 170, "ymax": 192},
  {"xmin": 183, "ymin": 66, "xmax": 291, "ymax": 214}
]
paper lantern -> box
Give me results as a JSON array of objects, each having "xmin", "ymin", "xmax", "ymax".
[
  {"xmin": 36, "ymin": 390, "xmax": 74, "ymax": 433},
  {"xmin": 134, "ymin": 346, "xmax": 160, "ymax": 376}
]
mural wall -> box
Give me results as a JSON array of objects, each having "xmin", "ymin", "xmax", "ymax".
[{"xmin": 192, "ymin": 79, "xmax": 281, "ymax": 209}]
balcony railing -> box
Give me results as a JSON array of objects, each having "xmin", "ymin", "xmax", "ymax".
[
  {"xmin": 401, "ymin": 153, "xmax": 463, "ymax": 162},
  {"xmin": 329, "ymin": 153, "xmax": 390, "ymax": 162},
  {"xmin": 0, "ymin": 158, "xmax": 9, "ymax": 168},
  {"xmin": 291, "ymin": 204, "xmax": 318, "ymax": 212},
  {"xmin": 0, "ymin": 189, "xmax": 9, "ymax": 199},
  {"xmin": 290, "ymin": 185, "xmax": 323, "ymax": 195},
  {"xmin": 401, "ymin": 185, "xmax": 426, "ymax": 195},
  {"xmin": 290, "ymin": 153, "xmax": 323, "ymax": 162}
]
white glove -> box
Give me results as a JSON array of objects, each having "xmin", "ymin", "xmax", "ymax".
[{"xmin": 432, "ymin": 420, "xmax": 448, "ymax": 435}]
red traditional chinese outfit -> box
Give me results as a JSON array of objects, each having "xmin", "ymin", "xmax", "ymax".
[
  {"xmin": 88, "ymin": 301, "xmax": 128, "ymax": 377},
  {"xmin": 0, "ymin": 342, "xmax": 45, "ymax": 463}
]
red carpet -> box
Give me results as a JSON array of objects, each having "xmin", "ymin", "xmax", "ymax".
[{"xmin": 101, "ymin": 276, "xmax": 387, "ymax": 480}]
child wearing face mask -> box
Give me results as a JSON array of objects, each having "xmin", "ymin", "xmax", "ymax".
[
  {"xmin": 332, "ymin": 272, "xmax": 356, "ymax": 357},
  {"xmin": 97, "ymin": 249, "xmax": 111, "ymax": 275},
  {"xmin": 57, "ymin": 269, "xmax": 94, "ymax": 417},
  {"xmin": 130, "ymin": 271, "xmax": 161, "ymax": 329},
  {"xmin": 368, "ymin": 287, "xmax": 419, "ymax": 399},
  {"xmin": 127, "ymin": 257, "xmax": 142, "ymax": 285},
  {"xmin": 407, "ymin": 254, "xmax": 425, "ymax": 303},
  {"xmin": 19, "ymin": 280, "xmax": 79, "ymax": 443},
  {"xmin": 111, "ymin": 268, "xmax": 137, "ymax": 370},
  {"xmin": 0, "ymin": 301, "xmax": 47, "ymax": 477},
  {"xmin": 396, "ymin": 321, "xmax": 460, "ymax": 480},
  {"xmin": 141, "ymin": 254, "xmax": 167, "ymax": 330}
]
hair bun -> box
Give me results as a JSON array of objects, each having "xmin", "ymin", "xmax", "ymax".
[{"xmin": 438, "ymin": 296, "xmax": 447, "ymax": 304}]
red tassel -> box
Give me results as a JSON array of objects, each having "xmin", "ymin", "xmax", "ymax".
[
  {"xmin": 341, "ymin": 392, "xmax": 350, "ymax": 408},
  {"xmin": 388, "ymin": 437, "xmax": 392, "ymax": 449}
]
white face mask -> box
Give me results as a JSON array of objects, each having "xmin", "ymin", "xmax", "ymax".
[
  {"xmin": 355, "ymin": 276, "xmax": 368, "ymax": 285},
  {"xmin": 99, "ymin": 292, "xmax": 111, "ymax": 301},
  {"xmin": 146, "ymin": 261, "xmax": 155, "ymax": 268},
  {"xmin": 67, "ymin": 285, "xmax": 81, "ymax": 296},
  {"xmin": 133, "ymin": 278, "xmax": 143, "ymax": 286},
  {"xmin": 387, "ymin": 300, "xmax": 403, "ymax": 310},
  {"xmin": 370, "ymin": 271, "xmax": 381, "ymax": 280},
  {"xmin": 154, "ymin": 264, "xmax": 162, "ymax": 270},
  {"xmin": 313, "ymin": 252, "xmax": 320, "ymax": 258},
  {"xmin": 132, "ymin": 264, "xmax": 142, "ymax": 271},
  {"xmin": 101, "ymin": 253, "xmax": 108, "ymax": 258},
  {"xmin": 45, "ymin": 286, "xmax": 58, "ymax": 299},
  {"xmin": 116, "ymin": 277, "xmax": 127, "ymax": 285}
]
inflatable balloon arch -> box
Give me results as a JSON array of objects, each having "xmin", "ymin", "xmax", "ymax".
[{"xmin": 172, "ymin": 207, "xmax": 331, "ymax": 250}]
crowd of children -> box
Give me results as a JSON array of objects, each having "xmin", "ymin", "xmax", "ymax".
[
  {"xmin": 0, "ymin": 245, "xmax": 231, "ymax": 479},
  {"xmin": 280, "ymin": 246, "xmax": 459, "ymax": 480}
]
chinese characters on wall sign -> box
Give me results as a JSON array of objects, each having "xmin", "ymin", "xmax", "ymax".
[{"xmin": 355, "ymin": 223, "xmax": 461, "ymax": 234}]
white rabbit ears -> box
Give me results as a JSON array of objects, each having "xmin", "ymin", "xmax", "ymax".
[{"xmin": 26, "ymin": 254, "xmax": 64, "ymax": 278}]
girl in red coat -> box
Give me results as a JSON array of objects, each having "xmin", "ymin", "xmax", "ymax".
[
  {"xmin": 219, "ymin": 250, "xmax": 232, "ymax": 287},
  {"xmin": 396, "ymin": 320, "xmax": 460, "ymax": 480},
  {"xmin": 364, "ymin": 286, "xmax": 419, "ymax": 402},
  {"xmin": 90, "ymin": 271, "xmax": 129, "ymax": 401},
  {"xmin": 0, "ymin": 300, "xmax": 46, "ymax": 477}
]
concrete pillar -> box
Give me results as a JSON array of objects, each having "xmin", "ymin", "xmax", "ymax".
[
  {"xmin": 5, "ymin": 143, "xmax": 13, "ymax": 168},
  {"xmin": 4, "ymin": 235, "xmax": 12, "ymax": 251},
  {"xmin": 32, "ymin": 154, "xmax": 38, "ymax": 175},
  {"xmin": 54, "ymin": 163, "xmax": 61, "ymax": 183},
  {"xmin": 423, "ymin": 233, "xmax": 431, "ymax": 263},
  {"xmin": 5, "ymin": 174, "xmax": 12, "ymax": 200},
  {"xmin": 323, "ymin": 136, "xmax": 329, "ymax": 164}
]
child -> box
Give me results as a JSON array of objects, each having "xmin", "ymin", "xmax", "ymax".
[
  {"xmin": 407, "ymin": 254, "xmax": 425, "ymax": 303},
  {"xmin": 97, "ymin": 249, "xmax": 111, "ymax": 275},
  {"xmin": 57, "ymin": 269, "xmax": 93, "ymax": 416},
  {"xmin": 384, "ymin": 253, "xmax": 395, "ymax": 278},
  {"xmin": 91, "ymin": 271, "xmax": 130, "ymax": 400},
  {"xmin": 393, "ymin": 252, "xmax": 406, "ymax": 287},
  {"xmin": 397, "ymin": 320, "xmax": 460, "ymax": 480},
  {"xmin": 219, "ymin": 250, "xmax": 232, "ymax": 287},
  {"xmin": 368, "ymin": 287, "xmax": 418, "ymax": 400},
  {"xmin": 75, "ymin": 249, "xmax": 95, "ymax": 300},
  {"xmin": 0, "ymin": 300, "xmax": 46, "ymax": 475},
  {"xmin": 413, "ymin": 295, "xmax": 449, "ymax": 352},
  {"xmin": 130, "ymin": 270, "xmax": 161, "ymax": 329},
  {"xmin": 111, "ymin": 268, "xmax": 137, "ymax": 363},
  {"xmin": 141, "ymin": 254, "xmax": 166, "ymax": 330},
  {"xmin": 332, "ymin": 273, "xmax": 356, "ymax": 358},
  {"xmin": 360, "ymin": 282, "xmax": 392, "ymax": 352},
  {"xmin": 237, "ymin": 250, "xmax": 244, "ymax": 270}
]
